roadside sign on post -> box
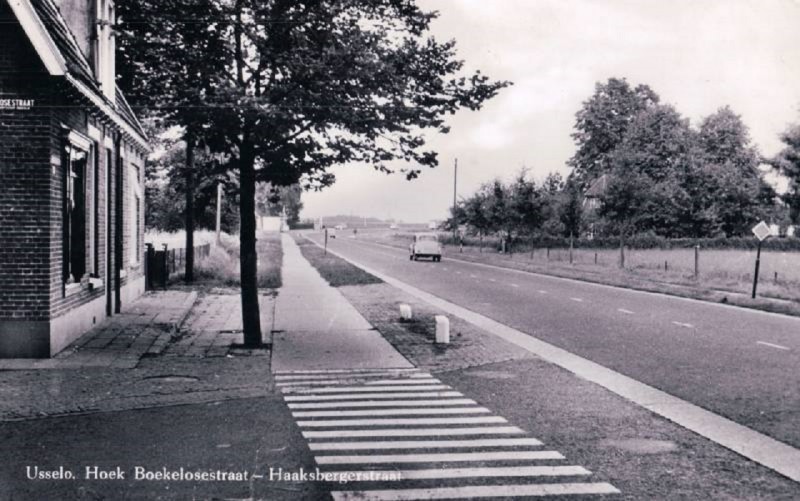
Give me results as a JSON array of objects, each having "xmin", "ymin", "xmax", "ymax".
[
  {"xmin": 751, "ymin": 221, "xmax": 770, "ymax": 298},
  {"xmin": 752, "ymin": 221, "xmax": 770, "ymax": 242},
  {"xmin": 324, "ymin": 227, "xmax": 328, "ymax": 256}
]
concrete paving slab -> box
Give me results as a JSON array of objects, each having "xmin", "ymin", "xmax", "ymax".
[
  {"xmin": 272, "ymin": 234, "xmax": 413, "ymax": 372},
  {"xmin": 271, "ymin": 330, "xmax": 412, "ymax": 371}
]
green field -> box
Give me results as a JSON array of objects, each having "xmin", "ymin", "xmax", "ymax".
[{"xmin": 368, "ymin": 230, "xmax": 800, "ymax": 308}]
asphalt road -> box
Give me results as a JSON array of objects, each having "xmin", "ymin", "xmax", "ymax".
[{"xmin": 310, "ymin": 233, "xmax": 800, "ymax": 451}]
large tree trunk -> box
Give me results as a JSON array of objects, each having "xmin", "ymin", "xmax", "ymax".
[
  {"xmin": 239, "ymin": 140, "xmax": 262, "ymax": 346},
  {"xmin": 184, "ymin": 129, "xmax": 195, "ymax": 283}
]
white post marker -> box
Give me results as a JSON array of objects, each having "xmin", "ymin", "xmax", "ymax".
[
  {"xmin": 399, "ymin": 304, "xmax": 413, "ymax": 321},
  {"xmin": 435, "ymin": 315, "xmax": 450, "ymax": 344}
]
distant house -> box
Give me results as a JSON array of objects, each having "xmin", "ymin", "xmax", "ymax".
[
  {"xmin": 582, "ymin": 174, "xmax": 609, "ymax": 212},
  {"xmin": 582, "ymin": 174, "xmax": 609, "ymax": 239},
  {"xmin": 0, "ymin": 0, "xmax": 150, "ymax": 357}
]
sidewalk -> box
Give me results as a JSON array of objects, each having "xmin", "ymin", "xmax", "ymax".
[
  {"xmin": 0, "ymin": 290, "xmax": 198, "ymax": 370},
  {"xmin": 271, "ymin": 233, "xmax": 412, "ymax": 371}
]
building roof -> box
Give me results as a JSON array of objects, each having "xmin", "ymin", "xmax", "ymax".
[
  {"xmin": 584, "ymin": 174, "xmax": 609, "ymax": 198},
  {"xmin": 29, "ymin": 0, "xmax": 97, "ymax": 91},
  {"xmin": 7, "ymin": 0, "xmax": 149, "ymax": 149}
]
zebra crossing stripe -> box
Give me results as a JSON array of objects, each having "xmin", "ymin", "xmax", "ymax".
[
  {"xmin": 288, "ymin": 399, "xmax": 478, "ymax": 409},
  {"xmin": 277, "ymin": 379, "xmax": 440, "ymax": 387},
  {"xmin": 330, "ymin": 483, "xmax": 620, "ymax": 500},
  {"xmin": 302, "ymin": 426, "xmax": 526, "ymax": 439},
  {"xmin": 293, "ymin": 407, "xmax": 491, "ymax": 418},
  {"xmin": 297, "ymin": 416, "xmax": 507, "ymax": 427},
  {"xmin": 283, "ymin": 385, "xmax": 449, "ymax": 394},
  {"xmin": 317, "ymin": 465, "xmax": 589, "ymax": 479},
  {"xmin": 315, "ymin": 450, "xmax": 565, "ymax": 465},
  {"xmin": 284, "ymin": 391, "xmax": 463, "ymax": 402},
  {"xmin": 308, "ymin": 438, "xmax": 543, "ymax": 450},
  {"xmin": 275, "ymin": 373, "xmax": 433, "ymax": 381},
  {"xmin": 274, "ymin": 368, "xmax": 419, "ymax": 375}
]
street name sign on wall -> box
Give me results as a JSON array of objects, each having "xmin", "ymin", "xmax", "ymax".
[{"xmin": 752, "ymin": 221, "xmax": 771, "ymax": 242}]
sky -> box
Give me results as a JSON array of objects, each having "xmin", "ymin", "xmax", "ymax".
[{"xmin": 302, "ymin": 0, "xmax": 800, "ymax": 223}]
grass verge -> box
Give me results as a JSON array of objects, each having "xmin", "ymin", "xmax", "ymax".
[
  {"xmin": 172, "ymin": 231, "xmax": 282, "ymax": 290},
  {"xmin": 295, "ymin": 237, "xmax": 382, "ymax": 287},
  {"xmin": 358, "ymin": 233, "xmax": 800, "ymax": 318},
  {"xmin": 338, "ymin": 283, "xmax": 534, "ymax": 372}
]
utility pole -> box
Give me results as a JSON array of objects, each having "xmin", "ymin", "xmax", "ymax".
[
  {"xmin": 453, "ymin": 158, "xmax": 458, "ymax": 241},
  {"xmin": 215, "ymin": 182, "xmax": 222, "ymax": 244}
]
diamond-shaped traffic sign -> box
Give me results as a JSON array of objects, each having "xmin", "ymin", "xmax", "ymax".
[{"xmin": 752, "ymin": 221, "xmax": 771, "ymax": 242}]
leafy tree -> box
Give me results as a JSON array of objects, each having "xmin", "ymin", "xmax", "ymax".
[
  {"xmin": 203, "ymin": 0, "xmax": 509, "ymax": 345},
  {"xmin": 696, "ymin": 107, "xmax": 774, "ymax": 236},
  {"xmin": 117, "ymin": 0, "xmax": 230, "ymax": 281},
  {"xmin": 484, "ymin": 179, "xmax": 514, "ymax": 248},
  {"xmin": 769, "ymin": 122, "xmax": 800, "ymax": 223},
  {"xmin": 568, "ymin": 78, "xmax": 660, "ymax": 188},
  {"xmin": 598, "ymin": 168, "xmax": 650, "ymax": 266},
  {"xmin": 558, "ymin": 180, "xmax": 583, "ymax": 239},
  {"xmin": 462, "ymin": 189, "xmax": 491, "ymax": 251},
  {"xmin": 508, "ymin": 171, "xmax": 545, "ymax": 252}
]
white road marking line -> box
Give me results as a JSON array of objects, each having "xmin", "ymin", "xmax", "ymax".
[
  {"xmin": 316, "ymin": 450, "xmax": 564, "ymax": 465},
  {"xmin": 570, "ymin": 297, "xmax": 583, "ymax": 303},
  {"xmin": 308, "ymin": 438, "xmax": 544, "ymax": 451},
  {"xmin": 275, "ymin": 373, "xmax": 431, "ymax": 381},
  {"xmin": 288, "ymin": 399, "xmax": 477, "ymax": 409},
  {"xmin": 672, "ymin": 321, "xmax": 694, "ymax": 328},
  {"xmin": 323, "ymin": 465, "xmax": 588, "ymax": 479},
  {"xmin": 618, "ymin": 308, "xmax": 635, "ymax": 315},
  {"xmin": 283, "ymin": 385, "xmax": 449, "ymax": 394},
  {"xmin": 275, "ymin": 368, "xmax": 419, "ymax": 375},
  {"xmin": 489, "ymin": 278, "xmax": 497, "ymax": 282},
  {"xmin": 284, "ymin": 391, "xmax": 463, "ymax": 402},
  {"xmin": 510, "ymin": 283, "xmax": 520, "ymax": 288},
  {"xmin": 298, "ymin": 416, "xmax": 508, "ymax": 427},
  {"xmin": 293, "ymin": 407, "xmax": 491, "ymax": 418},
  {"xmin": 277, "ymin": 379, "xmax": 440, "ymax": 387},
  {"xmin": 331, "ymin": 483, "xmax": 620, "ymax": 500},
  {"xmin": 757, "ymin": 341, "xmax": 790, "ymax": 351},
  {"xmin": 470, "ymin": 274, "xmax": 477, "ymax": 278},
  {"xmin": 302, "ymin": 426, "xmax": 526, "ymax": 439},
  {"xmin": 538, "ymin": 290, "xmax": 548, "ymax": 294}
]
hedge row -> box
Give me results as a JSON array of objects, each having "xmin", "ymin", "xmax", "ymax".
[{"xmin": 437, "ymin": 233, "xmax": 800, "ymax": 251}]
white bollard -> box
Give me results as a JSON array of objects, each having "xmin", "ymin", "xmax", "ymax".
[
  {"xmin": 435, "ymin": 315, "xmax": 450, "ymax": 344},
  {"xmin": 399, "ymin": 304, "xmax": 413, "ymax": 321}
]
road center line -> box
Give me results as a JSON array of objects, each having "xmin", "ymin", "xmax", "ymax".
[
  {"xmin": 757, "ymin": 341, "xmax": 790, "ymax": 351},
  {"xmin": 510, "ymin": 283, "xmax": 520, "ymax": 288},
  {"xmin": 617, "ymin": 308, "xmax": 635, "ymax": 315},
  {"xmin": 570, "ymin": 297, "xmax": 583, "ymax": 303},
  {"xmin": 672, "ymin": 321, "xmax": 694, "ymax": 328}
]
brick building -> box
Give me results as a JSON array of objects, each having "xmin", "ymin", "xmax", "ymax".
[{"xmin": 0, "ymin": 0, "xmax": 149, "ymax": 357}]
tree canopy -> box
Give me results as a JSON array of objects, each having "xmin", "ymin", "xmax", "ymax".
[{"xmin": 118, "ymin": 0, "xmax": 510, "ymax": 345}]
